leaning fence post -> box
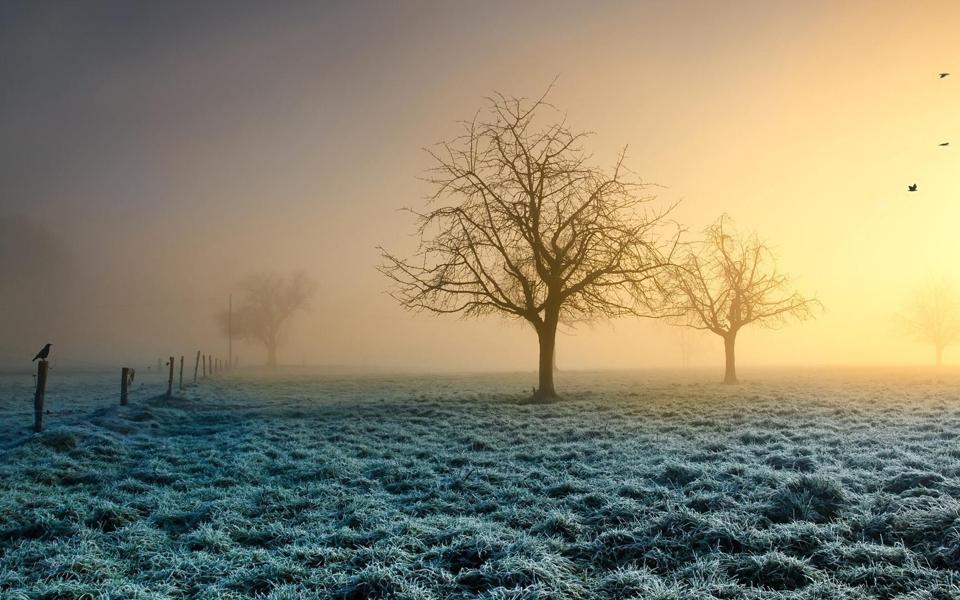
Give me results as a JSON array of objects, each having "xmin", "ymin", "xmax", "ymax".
[
  {"xmin": 166, "ymin": 356, "xmax": 174, "ymax": 399},
  {"xmin": 179, "ymin": 356, "xmax": 184, "ymax": 390},
  {"xmin": 121, "ymin": 367, "xmax": 130, "ymax": 406},
  {"xmin": 193, "ymin": 351, "xmax": 200, "ymax": 383},
  {"xmin": 34, "ymin": 360, "xmax": 48, "ymax": 433}
]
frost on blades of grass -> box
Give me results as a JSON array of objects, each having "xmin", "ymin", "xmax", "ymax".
[{"xmin": 2, "ymin": 369, "xmax": 960, "ymax": 597}]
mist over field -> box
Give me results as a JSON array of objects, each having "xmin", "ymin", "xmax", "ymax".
[
  {"xmin": 3, "ymin": 1, "xmax": 960, "ymax": 371},
  {"xmin": 4, "ymin": 1, "xmax": 960, "ymax": 598}
]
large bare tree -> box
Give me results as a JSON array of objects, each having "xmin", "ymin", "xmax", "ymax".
[
  {"xmin": 218, "ymin": 271, "xmax": 316, "ymax": 367},
  {"xmin": 669, "ymin": 215, "xmax": 818, "ymax": 383},
  {"xmin": 899, "ymin": 280, "xmax": 960, "ymax": 367},
  {"xmin": 379, "ymin": 91, "xmax": 676, "ymax": 401}
]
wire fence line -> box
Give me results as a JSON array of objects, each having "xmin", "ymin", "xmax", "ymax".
[{"xmin": 1, "ymin": 350, "xmax": 231, "ymax": 436}]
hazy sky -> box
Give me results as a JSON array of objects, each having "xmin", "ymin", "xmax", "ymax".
[{"xmin": 2, "ymin": 1, "xmax": 959, "ymax": 372}]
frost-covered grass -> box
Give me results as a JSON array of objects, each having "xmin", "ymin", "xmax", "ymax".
[{"xmin": 2, "ymin": 368, "xmax": 960, "ymax": 598}]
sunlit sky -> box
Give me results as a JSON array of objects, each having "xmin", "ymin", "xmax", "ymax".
[{"xmin": 1, "ymin": 0, "xmax": 959, "ymax": 372}]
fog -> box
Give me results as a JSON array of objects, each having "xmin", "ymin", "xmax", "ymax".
[{"xmin": 2, "ymin": 1, "xmax": 959, "ymax": 371}]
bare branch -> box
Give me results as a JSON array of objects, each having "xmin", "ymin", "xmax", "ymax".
[
  {"xmin": 379, "ymin": 91, "xmax": 676, "ymax": 331},
  {"xmin": 668, "ymin": 215, "xmax": 820, "ymax": 336}
]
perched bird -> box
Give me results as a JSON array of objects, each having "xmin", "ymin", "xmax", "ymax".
[
  {"xmin": 940, "ymin": 73, "xmax": 950, "ymax": 78},
  {"xmin": 32, "ymin": 343, "xmax": 51, "ymax": 362},
  {"xmin": 940, "ymin": 142, "xmax": 950, "ymax": 146},
  {"xmin": 908, "ymin": 184, "xmax": 918, "ymax": 192}
]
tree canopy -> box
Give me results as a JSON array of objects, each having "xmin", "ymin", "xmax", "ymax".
[{"xmin": 379, "ymin": 90, "xmax": 677, "ymax": 399}]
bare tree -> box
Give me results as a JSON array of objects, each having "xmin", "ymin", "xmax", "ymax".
[
  {"xmin": 669, "ymin": 215, "xmax": 818, "ymax": 383},
  {"xmin": 218, "ymin": 271, "xmax": 316, "ymax": 367},
  {"xmin": 899, "ymin": 279, "xmax": 960, "ymax": 367},
  {"xmin": 379, "ymin": 90, "xmax": 676, "ymax": 401}
]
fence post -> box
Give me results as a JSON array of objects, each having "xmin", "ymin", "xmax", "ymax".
[
  {"xmin": 166, "ymin": 356, "xmax": 174, "ymax": 399},
  {"xmin": 193, "ymin": 351, "xmax": 200, "ymax": 383},
  {"xmin": 179, "ymin": 356, "xmax": 184, "ymax": 390},
  {"xmin": 121, "ymin": 367, "xmax": 130, "ymax": 406},
  {"xmin": 34, "ymin": 360, "xmax": 48, "ymax": 433},
  {"xmin": 202, "ymin": 354, "xmax": 207, "ymax": 378}
]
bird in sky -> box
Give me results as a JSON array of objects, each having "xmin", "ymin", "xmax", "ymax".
[
  {"xmin": 908, "ymin": 184, "xmax": 918, "ymax": 192},
  {"xmin": 940, "ymin": 73, "xmax": 950, "ymax": 78},
  {"xmin": 32, "ymin": 343, "xmax": 51, "ymax": 361},
  {"xmin": 940, "ymin": 142, "xmax": 950, "ymax": 146}
]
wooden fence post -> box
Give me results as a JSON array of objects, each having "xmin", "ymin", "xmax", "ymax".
[
  {"xmin": 34, "ymin": 360, "xmax": 48, "ymax": 433},
  {"xmin": 179, "ymin": 356, "xmax": 184, "ymax": 390},
  {"xmin": 202, "ymin": 354, "xmax": 207, "ymax": 378},
  {"xmin": 193, "ymin": 351, "xmax": 200, "ymax": 383},
  {"xmin": 121, "ymin": 367, "xmax": 130, "ymax": 406},
  {"xmin": 166, "ymin": 356, "xmax": 174, "ymax": 399}
]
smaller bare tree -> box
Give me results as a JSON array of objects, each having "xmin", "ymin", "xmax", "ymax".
[
  {"xmin": 218, "ymin": 271, "xmax": 316, "ymax": 367},
  {"xmin": 899, "ymin": 279, "xmax": 960, "ymax": 367},
  {"xmin": 669, "ymin": 215, "xmax": 819, "ymax": 383}
]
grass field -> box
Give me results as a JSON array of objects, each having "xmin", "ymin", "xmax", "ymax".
[{"xmin": 2, "ymin": 369, "xmax": 960, "ymax": 598}]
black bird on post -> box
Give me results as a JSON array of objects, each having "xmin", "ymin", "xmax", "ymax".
[
  {"xmin": 32, "ymin": 343, "xmax": 51, "ymax": 362},
  {"xmin": 908, "ymin": 184, "xmax": 918, "ymax": 192}
]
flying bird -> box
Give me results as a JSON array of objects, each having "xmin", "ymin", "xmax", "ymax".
[
  {"xmin": 908, "ymin": 184, "xmax": 918, "ymax": 192},
  {"xmin": 32, "ymin": 343, "xmax": 51, "ymax": 362},
  {"xmin": 940, "ymin": 142, "xmax": 950, "ymax": 146},
  {"xmin": 940, "ymin": 73, "xmax": 950, "ymax": 78}
]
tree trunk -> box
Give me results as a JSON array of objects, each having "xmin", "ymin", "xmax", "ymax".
[
  {"xmin": 723, "ymin": 332, "xmax": 738, "ymax": 384},
  {"xmin": 936, "ymin": 344, "xmax": 944, "ymax": 368},
  {"xmin": 534, "ymin": 305, "xmax": 560, "ymax": 401},
  {"xmin": 266, "ymin": 342, "xmax": 277, "ymax": 368}
]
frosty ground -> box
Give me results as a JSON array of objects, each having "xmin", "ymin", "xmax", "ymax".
[{"xmin": 2, "ymin": 369, "xmax": 960, "ymax": 599}]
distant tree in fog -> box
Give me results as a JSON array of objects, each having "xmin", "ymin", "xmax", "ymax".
[
  {"xmin": 379, "ymin": 89, "xmax": 678, "ymax": 402},
  {"xmin": 899, "ymin": 280, "xmax": 960, "ymax": 367},
  {"xmin": 668, "ymin": 215, "xmax": 819, "ymax": 384},
  {"xmin": 0, "ymin": 215, "xmax": 76, "ymax": 356},
  {"xmin": 678, "ymin": 328, "xmax": 708, "ymax": 368},
  {"xmin": 218, "ymin": 271, "xmax": 316, "ymax": 367}
]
